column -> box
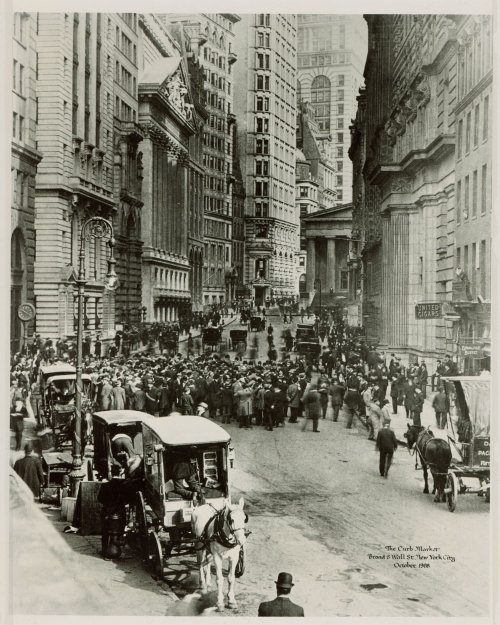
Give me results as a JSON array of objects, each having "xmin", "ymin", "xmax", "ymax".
[
  {"xmin": 326, "ymin": 238, "xmax": 336, "ymax": 292},
  {"xmin": 306, "ymin": 237, "xmax": 316, "ymax": 293}
]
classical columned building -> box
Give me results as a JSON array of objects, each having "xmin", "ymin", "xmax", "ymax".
[
  {"xmin": 138, "ymin": 57, "xmax": 195, "ymax": 322},
  {"xmin": 351, "ymin": 14, "xmax": 491, "ymax": 371},
  {"xmin": 12, "ymin": 13, "xmax": 43, "ymax": 352},
  {"xmin": 302, "ymin": 205, "xmax": 352, "ymax": 312}
]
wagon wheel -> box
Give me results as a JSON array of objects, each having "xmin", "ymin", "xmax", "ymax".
[
  {"xmin": 135, "ymin": 491, "xmax": 150, "ymax": 559},
  {"xmin": 446, "ymin": 472, "xmax": 458, "ymax": 512},
  {"xmin": 149, "ymin": 530, "xmax": 164, "ymax": 580}
]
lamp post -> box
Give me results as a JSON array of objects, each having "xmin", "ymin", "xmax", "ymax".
[{"xmin": 69, "ymin": 216, "xmax": 119, "ymax": 497}]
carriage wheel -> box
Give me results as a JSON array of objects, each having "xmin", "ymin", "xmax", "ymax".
[
  {"xmin": 446, "ymin": 472, "xmax": 458, "ymax": 512},
  {"xmin": 149, "ymin": 531, "xmax": 164, "ymax": 580},
  {"xmin": 135, "ymin": 491, "xmax": 150, "ymax": 560}
]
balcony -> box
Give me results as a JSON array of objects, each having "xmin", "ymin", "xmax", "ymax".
[
  {"xmin": 228, "ymin": 51, "xmax": 237, "ymax": 65},
  {"xmin": 227, "ymin": 112, "xmax": 236, "ymax": 125}
]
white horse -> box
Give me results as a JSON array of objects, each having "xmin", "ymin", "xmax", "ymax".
[{"xmin": 191, "ymin": 497, "xmax": 248, "ymax": 611}]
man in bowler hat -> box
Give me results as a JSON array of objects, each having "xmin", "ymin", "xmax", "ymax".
[{"xmin": 258, "ymin": 572, "xmax": 304, "ymax": 617}]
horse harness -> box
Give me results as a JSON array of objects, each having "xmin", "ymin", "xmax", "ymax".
[
  {"xmin": 198, "ymin": 505, "xmax": 247, "ymax": 553},
  {"xmin": 412, "ymin": 427, "xmax": 448, "ymax": 475}
]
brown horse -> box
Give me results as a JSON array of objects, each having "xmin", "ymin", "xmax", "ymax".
[{"xmin": 405, "ymin": 425, "xmax": 452, "ymax": 502}]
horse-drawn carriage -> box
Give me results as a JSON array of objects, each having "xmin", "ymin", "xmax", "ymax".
[
  {"xmin": 38, "ymin": 364, "xmax": 93, "ymax": 449},
  {"xmin": 297, "ymin": 341, "xmax": 322, "ymax": 362},
  {"xmin": 229, "ymin": 329, "xmax": 248, "ymax": 350},
  {"xmin": 202, "ymin": 326, "xmax": 225, "ymax": 351},
  {"xmin": 249, "ymin": 315, "xmax": 266, "ymax": 332},
  {"xmin": 442, "ymin": 376, "xmax": 490, "ymax": 511},
  {"xmin": 90, "ymin": 411, "xmax": 247, "ymax": 610}
]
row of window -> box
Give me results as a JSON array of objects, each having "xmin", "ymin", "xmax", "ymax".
[
  {"xmin": 205, "ymin": 175, "xmax": 227, "ymax": 193},
  {"xmin": 203, "ymin": 154, "xmax": 231, "ymax": 173},
  {"xmin": 115, "ymin": 62, "xmax": 136, "ymax": 97},
  {"xmin": 203, "ymin": 132, "xmax": 232, "ymax": 155},
  {"xmin": 205, "ymin": 241, "xmax": 231, "ymax": 263},
  {"xmin": 205, "ymin": 69, "xmax": 228, "ymax": 91},
  {"xmin": 204, "ymin": 196, "xmax": 231, "ymax": 214},
  {"xmin": 457, "ymin": 20, "xmax": 492, "ymax": 101},
  {"xmin": 154, "ymin": 268, "xmax": 188, "ymax": 290},
  {"xmin": 203, "ymin": 46, "xmax": 227, "ymax": 70},
  {"xmin": 116, "ymin": 26, "xmax": 137, "ymax": 65},
  {"xmin": 298, "ymin": 53, "xmax": 349, "ymax": 67},
  {"xmin": 456, "ymin": 241, "xmax": 488, "ymax": 299},
  {"xmin": 120, "ymin": 13, "xmax": 137, "ymax": 33},
  {"xmin": 206, "ymin": 91, "xmax": 230, "ymax": 113},
  {"xmin": 256, "ymin": 31, "xmax": 271, "ymax": 47},
  {"xmin": 11, "ymin": 169, "xmax": 30, "ymax": 208},
  {"xmin": 456, "ymin": 95, "xmax": 489, "ymax": 159},
  {"xmin": 115, "ymin": 96, "xmax": 136, "ymax": 122},
  {"xmin": 456, "ymin": 164, "xmax": 488, "ymax": 224}
]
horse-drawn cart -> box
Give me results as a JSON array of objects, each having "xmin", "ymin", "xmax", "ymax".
[
  {"xmin": 202, "ymin": 326, "xmax": 225, "ymax": 351},
  {"xmin": 443, "ymin": 376, "xmax": 490, "ymax": 512}
]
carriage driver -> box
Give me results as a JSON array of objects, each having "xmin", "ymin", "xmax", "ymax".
[{"xmin": 172, "ymin": 446, "xmax": 205, "ymax": 504}]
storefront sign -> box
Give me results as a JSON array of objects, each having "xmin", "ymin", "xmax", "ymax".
[
  {"xmin": 461, "ymin": 345, "xmax": 484, "ymax": 358},
  {"xmin": 415, "ymin": 303, "xmax": 442, "ymax": 319},
  {"xmin": 472, "ymin": 437, "xmax": 490, "ymax": 468}
]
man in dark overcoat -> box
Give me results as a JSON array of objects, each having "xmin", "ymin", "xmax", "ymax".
[
  {"xmin": 14, "ymin": 443, "xmax": 45, "ymax": 500},
  {"xmin": 258, "ymin": 572, "xmax": 304, "ymax": 617},
  {"xmin": 375, "ymin": 420, "xmax": 398, "ymax": 478}
]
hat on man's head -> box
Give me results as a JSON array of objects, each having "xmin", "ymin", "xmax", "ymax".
[{"xmin": 276, "ymin": 572, "xmax": 294, "ymax": 588}]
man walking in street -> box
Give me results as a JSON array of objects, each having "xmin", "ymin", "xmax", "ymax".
[
  {"xmin": 301, "ymin": 383, "xmax": 321, "ymax": 433},
  {"xmin": 14, "ymin": 443, "xmax": 45, "ymax": 501},
  {"xmin": 258, "ymin": 572, "xmax": 304, "ymax": 617},
  {"xmin": 329, "ymin": 377, "xmax": 345, "ymax": 422},
  {"xmin": 375, "ymin": 419, "xmax": 398, "ymax": 478},
  {"xmin": 432, "ymin": 387, "xmax": 449, "ymax": 429}
]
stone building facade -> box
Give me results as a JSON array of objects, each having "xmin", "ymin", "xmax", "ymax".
[
  {"xmin": 34, "ymin": 12, "xmax": 117, "ymax": 342},
  {"xmin": 349, "ymin": 14, "xmax": 492, "ymax": 371},
  {"xmin": 233, "ymin": 14, "xmax": 298, "ymax": 305},
  {"xmin": 11, "ymin": 13, "xmax": 43, "ymax": 352},
  {"xmin": 162, "ymin": 14, "xmax": 240, "ymax": 307},
  {"xmin": 297, "ymin": 14, "xmax": 367, "ymax": 204}
]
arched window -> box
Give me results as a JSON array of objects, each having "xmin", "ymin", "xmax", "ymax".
[
  {"xmin": 299, "ymin": 274, "xmax": 307, "ymax": 294},
  {"xmin": 311, "ymin": 75, "xmax": 331, "ymax": 131}
]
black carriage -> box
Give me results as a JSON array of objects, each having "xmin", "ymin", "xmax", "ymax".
[
  {"xmin": 249, "ymin": 316, "xmax": 266, "ymax": 332},
  {"xmin": 202, "ymin": 326, "xmax": 224, "ymax": 351},
  {"xmin": 297, "ymin": 341, "xmax": 322, "ymax": 363},
  {"xmin": 160, "ymin": 329, "xmax": 179, "ymax": 354},
  {"xmin": 229, "ymin": 329, "xmax": 248, "ymax": 350},
  {"xmin": 443, "ymin": 376, "xmax": 490, "ymax": 511},
  {"xmin": 39, "ymin": 368, "xmax": 92, "ymax": 449}
]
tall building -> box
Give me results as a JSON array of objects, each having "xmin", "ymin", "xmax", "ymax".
[
  {"xmin": 349, "ymin": 14, "xmax": 492, "ymax": 372},
  {"xmin": 233, "ymin": 14, "xmax": 298, "ymax": 305},
  {"xmin": 162, "ymin": 14, "xmax": 240, "ymax": 308},
  {"xmin": 11, "ymin": 13, "xmax": 43, "ymax": 352},
  {"xmin": 34, "ymin": 13, "xmax": 117, "ymax": 342},
  {"xmin": 297, "ymin": 14, "xmax": 367, "ymax": 204}
]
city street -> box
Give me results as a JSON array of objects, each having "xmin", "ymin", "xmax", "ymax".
[{"xmin": 17, "ymin": 314, "xmax": 489, "ymax": 618}]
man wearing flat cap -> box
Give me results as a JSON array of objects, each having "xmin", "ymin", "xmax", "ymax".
[{"xmin": 258, "ymin": 572, "xmax": 304, "ymax": 616}]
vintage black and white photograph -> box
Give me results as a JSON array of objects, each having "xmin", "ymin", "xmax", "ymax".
[{"xmin": 8, "ymin": 3, "xmax": 494, "ymax": 620}]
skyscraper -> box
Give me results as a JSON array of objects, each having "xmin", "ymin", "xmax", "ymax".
[
  {"xmin": 297, "ymin": 15, "xmax": 367, "ymax": 204},
  {"xmin": 162, "ymin": 13, "xmax": 241, "ymax": 307},
  {"xmin": 233, "ymin": 14, "xmax": 298, "ymax": 305}
]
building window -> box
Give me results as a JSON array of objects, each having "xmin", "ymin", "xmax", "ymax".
[
  {"xmin": 457, "ymin": 119, "xmax": 463, "ymax": 158},
  {"xmin": 337, "ymin": 147, "xmax": 343, "ymax": 158},
  {"xmin": 456, "ymin": 180, "xmax": 461, "ymax": 225},
  {"xmin": 480, "ymin": 240, "xmax": 486, "ymax": 297},
  {"xmin": 311, "ymin": 75, "xmax": 331, "ymax": 131},
  {"xmin": 473, "ymin": 103, "xmax": 480, "ymax": 148},
  {"xmin": 464, "ymin": 175, "xmax": 469, "ymax": 219},
  {"xmin": 337, "ymin": 103, "xmax": 344, "ymax": 115},
  {"xmin": 481, "ymin": 164, "xmax": 487, "ymax": 214},
  {"xmin": 338, "ymin": 74, "xmax": 344, "ymax": 86},
  {"xmin": 340, "ymin": 270, "xmax": 348, "ymax": 290},
  {"xmin": 300, "ymin": 186, "xmax": 308, "ymax": 198},
  {"xmin": 336, "ymin": 190, "xmax": 343, "ymax": 201},
  {"xmin": 337, "ymin": 133, "xmax": 344, "ymax": 143},
  {"xmin": 483, "ymin": 95, "xmax": 489, "ymax": 141},
  {"xmin": 12, "ymin": 112, "xmax": 17, "ymax": 138},
  {"xmin": 337, "ymin": 89, "xmax": 344, "ymax": 100},
  {"xmin": 336, "ymin": 175, "xmax": 343, "ymax": 186},
  {"xmin": 465, "ymin": 111, "xmax": 471, "ymax": 153},
  {"xmin": 337, "ymin": 118, "xmax": 344, "ymax": 129},
  {"xmin": 256, "ymin": 74, "xmax": 270, "ymax": 90},
  {"xmin": 472, "ymin": 169, "xmax": 478, "ymax": 217},
  {"xmin": 337, "ymin": 161, "xmax": 343, "ymax": 171}
]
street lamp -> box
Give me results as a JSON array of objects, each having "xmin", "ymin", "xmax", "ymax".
[
  {"xmin": 314, "ymin": 278, "xmax": 322, "ymax": 322},
  {"xmin": 69, "ymin": 216, "xmax": 118, "ymax": 497}
]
